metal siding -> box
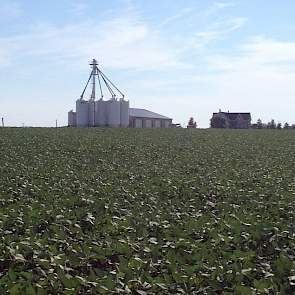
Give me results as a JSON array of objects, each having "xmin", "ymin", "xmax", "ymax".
[
  {"xmin": 107, "ymin": 100, "xmax": 121, "ymax": 127},
  {"xmin": 154, "ymin": 120, "xmax": 161, "ymax": 128},
  {"xmin": 164, "ymin": 120, "xmax": 171, "ymax": 128},
  {"xmin": 120, "ymin": 100, "xmax": 129, "ymax": 128},
  {"xmin": 135, "ymin": 118, "xmax": 143, "ymax": 128},
  {"xmin": 95, "ymin": 100, "xmax": 107, "ymax": 126},
  {"xmin": 68, "ymin": 111, "xmax": 76, "ymax": 127},
  {"xmin": 145, "ymin": 119, "xmax": 152, "ymax": 128},
  {"xmin": 76, "ymin": 100, "xmax": 89, "ymax": 127},
  {"xmin": 89, "ymin": 101, "xmax": 95, "ymax": 127}
]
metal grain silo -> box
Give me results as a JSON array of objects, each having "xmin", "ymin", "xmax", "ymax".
[
  {"xmin": 68, "ymin": 110, "xmax": 77, "ymax": 127},
  {"xmin": 120, "ymin": 99, "xmax": 129, "ymax": 127},
  {"xmin": 107, "ymin": 99, "xmax": 121, "ymax": 127},
  {"xmin": 76, "ymin": 99, "xmax": 89, "ymax": 127},
  {"xmin": 89, "ymin": 101, "xmax": 96, "ymax": 127},
  {"xmin": 95, "ymin": 99, "xmax": 107, "ymax": 127}
]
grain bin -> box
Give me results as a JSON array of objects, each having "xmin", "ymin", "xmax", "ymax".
[
  {"xmin": 89, "ymin": 101, "xmax": 96, "ymax": 127},
  {"xmin": 68, "ymin": 110, "xmax": 77, "ymax": 127},
  {"xmin": 76, "ymin": 99, "xmax": 89, "ymax": 127},
  {"xmin": 107, "ymin": 99, "xmax": 121, "ymax": 127},
  {"xmin": 120, "ymin": 99, "xmax": 129, "ymax": 127},
  {"xmin": 95, "ymin": 99, "xmax": 107, "ymax": 126},
  {"xmin": 69, "ymin": 59, "xmax": 174, "ymax": 129}
]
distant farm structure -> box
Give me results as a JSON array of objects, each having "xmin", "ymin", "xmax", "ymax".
[
  {"xmin": 68, "ymin": 59, "xmax": 172, "ymax": 128},
  {"xmin": 211, "ymin": 110, "xmax": 251, "ymax": 129}
]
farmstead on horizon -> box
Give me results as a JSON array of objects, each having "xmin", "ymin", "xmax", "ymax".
[{"xmin": 68, "ymin": 59, "xmax": 173, "ymax": 129}]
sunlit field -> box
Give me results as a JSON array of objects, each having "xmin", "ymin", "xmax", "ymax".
[{"xmin": 0, "ymin": 128, "xmax": 295, "ymax": 294}]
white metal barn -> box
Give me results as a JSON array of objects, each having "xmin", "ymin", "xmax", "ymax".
[
  {"xmin": 68, "ymin": 59, "xmax": 172, "ymax": 128},
  {"xmin": 129, "ymin": 108, "xmax": 172, "ymax": 128}
]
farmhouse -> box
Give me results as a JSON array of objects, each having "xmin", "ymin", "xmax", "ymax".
[
  {"xmin": 211, "ymin": 110, "xmax": 251, "ymax": 129},
  {"xmin": 68, "ymin": 59, "xmax": 172, "ymax": 128}
]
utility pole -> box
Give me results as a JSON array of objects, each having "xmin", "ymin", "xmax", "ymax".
[
  {"xmin": 1, "ymin": 117, "xmax": 4, "ymax": 127},
  {"xmin": 56, "ymin": 119, "xmax": 58, "ymax": 128}
]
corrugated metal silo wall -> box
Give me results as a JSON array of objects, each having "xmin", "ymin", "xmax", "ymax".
[
  {"xmin": 89, "ymin": 101, "xmax": 95, "ymax": 127},
  {"xmin": 76, "ymin": 100, "xmax": 89, "ymax": 127},
  {"xmin": 120, "ymin": 100, "xmax": 129, "ymax": 128},
  {"xmin": 106, "ymin": 100, "xmax": 121, "ymax": 127},
  {"xmin": 95, "ymin": 100, "xmax": 107, "ymax": 127}
]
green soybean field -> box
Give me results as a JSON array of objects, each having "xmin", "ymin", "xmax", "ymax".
[{"xmin": 0, "ymin": 128, "xmax": 295, "ymax": 294}]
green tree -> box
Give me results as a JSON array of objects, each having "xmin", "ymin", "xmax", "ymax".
[
  {"xmin": 277, "ymin": 123, "xmax": 282, "ymax": 130},
  {"xmin": 257, "ymin": 118, "xmax": 263, "ymax": 129},
  {"xmin": 283, "ymin": 122, "xmax": 289, "ymax": 129},
  {"xmin": 187, "ymin": 117, "xmax": 197, "ymax": 128},
  {"xmin": 267, "ymin": 119, "xmax": 276, "ymax": 129}
]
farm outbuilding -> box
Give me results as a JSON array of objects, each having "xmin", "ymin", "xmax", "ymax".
[
  {"xmin": 129, "ymin": 108, "xmax": 172, "ymax": 128},
  {"xmin": 68, "ymin": 59, "xmax": 173, "ymax": 128}
]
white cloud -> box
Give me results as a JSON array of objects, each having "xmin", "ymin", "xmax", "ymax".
[
  {"xmin": 208, "ymin": 37, "xmax": 295, "ymax": 72},
  {"xmin": 132, "ymin": 36, "xmax": 295, "ymax": 126},
  {"xmin": 0, "ymin": 15, "xmax": 185, "ymax": 70},
  {"xmin": 0, "ymin": 0, "xmax": 247, "ymax": 70},
  {"xmin": 221, "ymin": 17, "xmax": 247, "ymax": 31},
  {"xmin": 201, "ymin": 37, "xmax": 295, "ymax": 124},
  {"xmin": 159, "ymin": 8, "xmax": 194, "ymax": 27},
  {"xmin": 3, "ymin": 1, "xmax": 293, "ymax": 127},
  {"xmin": 241, "ymin": 37, "xmax": 295, "ymax": 65},
  {"xmin": 214, "ymin": 1, "xmax": 236, "ymax": 9},
  {"xmin": 188, "ymin": 17, "xmax": 247, "ymax": 49},
  {"xmin": 203, "ymin": 0, "xmax": 237, "ymax": 17}
]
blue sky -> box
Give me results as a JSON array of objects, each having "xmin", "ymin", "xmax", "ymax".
[{"xmin": 1, "ymin": 0, "xmax": 295, "ymax": 127}]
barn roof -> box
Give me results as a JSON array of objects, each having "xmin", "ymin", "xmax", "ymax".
[
  {"xmin": 130, "ymin": 108, "xmax": 171, "ymax": 120},
  {"xmin": 213, "ymin": 112, "xmax": 251, "ymax": 121}
]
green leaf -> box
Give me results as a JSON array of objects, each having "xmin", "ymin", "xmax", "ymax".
[
  {"xmin": 236, "ymin": 285, "xmax": 253, "ymax": 295},
  {"xmin": 10, "ymin": 284, "xmax": 21, "ymax": 295},
  {"xmin": 25, "ymin": 284, "xmax": 36, "ymax": 295},
  {"xmin": 8, "ymin": 268, "xmax": 17, "ymax": 281}
]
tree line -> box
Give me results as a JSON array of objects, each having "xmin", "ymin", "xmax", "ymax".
[
  {"xmin": 185, "ymin": 117, "xmax": 295, "ymax": 129},
  {"xmin": 255, "ymin": 119, "xmax": 295, "ymax": 129}
]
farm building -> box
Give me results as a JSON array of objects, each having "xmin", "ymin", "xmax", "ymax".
[
  {"xmin": 68, "ymin": 59, "xmax": 172, "ymax": 128},
  {"xmin": 211, "ymin": 110, "xmax": 251, "ymax": 129},
  {"xmin": 129, "ymin": 108, "xmax": 172, "ymax": 128}
]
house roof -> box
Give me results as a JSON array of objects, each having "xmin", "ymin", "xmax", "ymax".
[
  {"xmin": 213, "ymin": 112, "xmax": 251, "ymax": 121},
  {"xmin": 129, "ymin": 108, "xmax": 172, "ymax": 120}
]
